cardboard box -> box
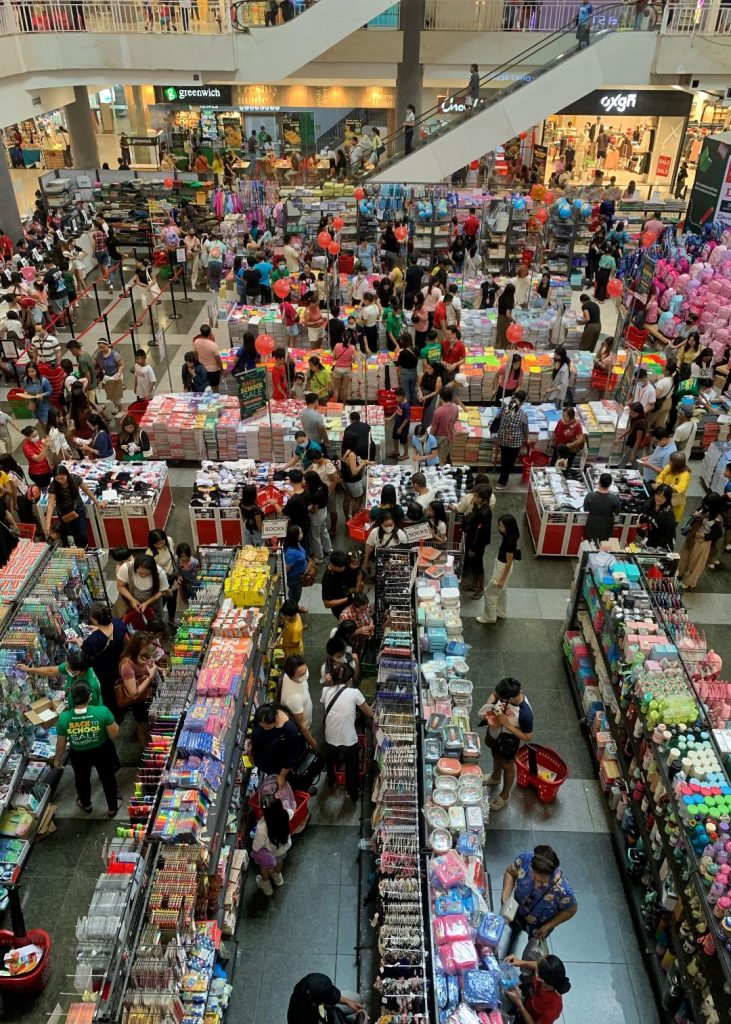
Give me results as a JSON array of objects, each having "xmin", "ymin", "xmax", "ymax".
[{"xmin": 23, "ymin": 699, "xmax": 63, "ymax": 729}]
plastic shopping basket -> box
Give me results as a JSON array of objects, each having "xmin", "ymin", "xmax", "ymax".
[
  {"xmin": 248, "ymin": 789, "xmax": 311, "ymax": 834},
  {"xmin": 376, "ymin": 389, "xmax": 398, "ymax": 416},
  {"xmin": 521, "ymin": 448, "xmax": 550, "ymax": 484},
  {"xmin": 347, "ymin": 509, "xmax": 373, "ymax": 543},
  {"xmin": 516, "ymin": 744, "xmax": 568, "ymax": 803},
  {"xmin": 17, "ymin": 524, "xmax": 36, "ymax": 541},
  {"xmin": 334, "ymin": 733, "xmax": 368, "ymax": 788},
  {"xmin": 625, "ymin": 325, "xmax": 648, "ymax": 351}
]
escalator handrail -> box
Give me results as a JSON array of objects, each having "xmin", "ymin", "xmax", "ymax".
[{"xmin": 376, "ymin": 3, "xmax": 636, "ymax": 153}]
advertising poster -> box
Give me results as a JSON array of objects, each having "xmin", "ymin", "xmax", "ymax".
[
  {"xmin": 531, "ymin": 144, "xmax": 548, "ymax": 182},
  {"xmin": 281, "ymin": 113, "xmax": 302, "ymax": 154},
  {"xmin": 686, "ymin": 136, "xmax": 730, "ymax": 233},
  {"xmin": 237, "ymin": 367, "xmax": 267, "ymax": 419},
  {"xmin": 344, "ymin": 118, "xmax": 362, "ymax": 150},
  {"xmin": 656, "ymin": 155, "xmax": 672, "ymax": 178}
]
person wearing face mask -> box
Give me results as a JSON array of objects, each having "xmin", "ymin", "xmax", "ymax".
[
  {"xmin": 20, "ymin": 647, "xmax": 102, "ymax": 708},
  {"xmin": 362, "ymin": 513, "xmax": 408, "ymax": 574},
  {"xmin": 479, "ymin": 675, "xmax": 534, "ymax": 811},
  {"xmin": 115, "ymin": 553, "xmax": 169, "ymax": 628},
  {"xmin": 321, "ymin": 658, "xmax": 373, "ymax": 803},
  {"xmin": 21, "ymin": 425, "xmax": 53, "ymax": 489},
  {"xmin": 279, "ymin": 654, "xmax": 317, "ymax": 752}
]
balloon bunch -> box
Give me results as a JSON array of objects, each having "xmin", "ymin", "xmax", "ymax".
[
  {"xmin": 416, "ymin": 199, "xmax": 433, "ymax": 222},
  {"xmin": 436, "ymin": 197, "xmax": 449, "ymax": 219},
  {"xmin": 512, "ymin": 195, "xmax": 527, "ymax": 212},
  {"xmin": 359, "ymin": 198, "xmax": 375, "ymax": 217}
]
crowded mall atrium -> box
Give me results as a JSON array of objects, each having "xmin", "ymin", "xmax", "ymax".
[{"xmin": 0, "ymin": 2, "xmax": 730, "ymax": 1023}]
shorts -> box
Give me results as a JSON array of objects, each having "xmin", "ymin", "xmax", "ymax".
[
  {"xmin": 95, "ymin": 251, "xmax": 110, "ymax": 268},
  {"xmin": 50, "ymin": 295, "xmax": 69, "ymax": 313},
  {"xmin": 332, "ymin": 366, "xmax": 350, "ymax": 379},
  {"xmin": 286, "ymin": 324, "xmax": 300, "ymax": 337},
  {"xmin": 343, "ymin": 478, "xmax": 365, "ymax": 498}
]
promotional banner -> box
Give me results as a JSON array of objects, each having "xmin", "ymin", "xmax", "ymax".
[
  {"xmin": 531, "ymin": 144, "xmax": 548, "ymax": 181},
  {"xmin": 686, "ymin": 136, "xmax": 731, "ymax": 233},
  {"xmin": 236, "ymin": 367, "xmax": 267, "ymax": 420}
]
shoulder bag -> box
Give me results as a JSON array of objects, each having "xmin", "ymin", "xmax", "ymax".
[
  {"xmin": 301, "ymin": 558, "xmax": 317, "ymax": 587},
  {"xmin": 114, "ymin": 660, "xmax": 151, "ymax": 709}
]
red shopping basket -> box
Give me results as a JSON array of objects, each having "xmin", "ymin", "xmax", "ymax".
[
  {"xmin": 256, "ymin": 484, "xmax": 285, "ymax": 515},
  {"xmin": 0, "ymin": 888, "xmax": 52, "ymax": 997},
  {"xmin": 334, "ymin": 734, "xmax": 368, "ymax": 788},
  {"xmin": 625, "ymin": 325, "xmax": 648, "ymax": 351},
  {"xmin": 248, "ymin": 789, "xmax": 310, "ymax": 834},
  {"xmin": 125, "ymin": 400, "xmax": 150, "ymax": 425},
  {"xmin": 516, "ymin": 744, "xmax": 568, "ymax": 803},
  {"xmin": 17, "ymin": 524, "xmax": 36, "ymax": 541},
  {"xmin": 521, "ymin": 448, "xmax": 550, "ymax": 483},
  {"xmin": 347, "ymin": 509, "xmax": 373, "ymax": 543},
  {"xmin": 377, "ymin": 389, "xmax": 398, "ymax": 416},
  {"xmin": 590, "ymin": 367, "xmax": 616, "ymax": 394}
]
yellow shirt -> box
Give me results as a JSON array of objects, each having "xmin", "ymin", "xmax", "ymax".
[
  {"xmin": 391, "ymin": 266, "xmax": 404, "ymax": 289},
  {"xmin": 281, "ymin": 616, "xmax": 304, "ymax": 656},
  {"xmin": 656, "ymin": 465, "xmax": 690, "ymax": 521}
]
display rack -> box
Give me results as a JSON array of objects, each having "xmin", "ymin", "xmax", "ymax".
[
  {"xmin": 0, "ymin": 548, "xmax": 109, "ymax": 896},
  {"xmin": 563, "ymin": 551, "xmax": 731, "ymax": 1020},
  {"xmin": 81, "ymin": 547, "xmax": 281, "ymax": 1024}
]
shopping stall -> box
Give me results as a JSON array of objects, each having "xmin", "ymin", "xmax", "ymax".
[
  {"xmin": 564, "ymin": 550, "xmax": 731, "ymax": 1018},
  {"xmin": 0, "ymin": 547, "xmax": 109, "ymax": 901},
  {"xmin": 526, "ymin": 465, "xmax": 647, "ymax": 556},
  {"xmin": 65, "ymin": 546, "xmax": 281, "ymax": 1024},
  {"xmin": 38, "ymin": 460, "xmax": 173, "ymax": 549}
]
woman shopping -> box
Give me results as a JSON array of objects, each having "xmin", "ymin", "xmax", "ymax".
[
  {"xmin": 495, "ymin": 391, "xmax": 529, "ymax": 489},
  {"xmin": 362, "ymin": 512, "xmax": 408, "ymax": 573},
  {"xmin": 654, "ymin": 451, "xmax": 691, "ymax": 522},
  {"xmin": 283, "ymin": 525, "xmax": 310, "ymax": 607},
  {"xmin": 498, "ymin": 845, "xmax": 578, "ymax": 961},
  {"xmin": 118, "ymin": 630, "xmax": 158, "ymax": 746},
  {"xmin": 45, "ymin": 464, "xmax": 103, "ymax": 548},
  {"xmin": 504, "ymin": 955, "xmax": 571, "ymax": 1024},
  {"xmin": 53, "ymin": 681, "xmax": 121, "ymax": 817},
  {"xmin": 462, "ymin": 483, "xmax": 493, "ymax": 599},
  {"xmin": 81, "ymin": 603, "xmax": 128, "ymax": 718},
  {"xmin": 477, "ymin": 513, "xmax": 521, "ymax": 625},
  {"xmin": 417, "ymin": 361, "xmax": 444, "ymax": 430},
  {"xmin": 18, "ymin": 363, "xmax": 53, "ymax": 432},
  {"xmin": 146, "ymin": 528, "xmax": 178, "ymax": 624},
  {"xmin": 678, "ymin": 493, "xmax": 725, "ymax": 590},
  {"xmin": 252, "ymin": 702, "xmax": 303, "ymax": 794},
  {"xmin": 493, "ymin": 353, "xmax": 524, "ymax": 401},
  {"xmin": 479, "ymin": 675, "xmax": 533, "ymax": 811},
  {"xmin": 116, "ymin": 553, "xmax": 169, "ymax": 628},
  {"xmin": 544, "ymin": 349, "xmax": 572, "ymax": 409}
]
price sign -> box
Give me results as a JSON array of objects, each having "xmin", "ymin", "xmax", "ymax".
[
  {"xmin": 403, "ymin": 521, "xmax": 434, "ymax": 543},
  {"xmin": 262, "ymin": 518, "xmax": 288, "ymax": 539},
  {"xmin": 656, "ymin": 155, "xmax": 672, "ymax": 178}
]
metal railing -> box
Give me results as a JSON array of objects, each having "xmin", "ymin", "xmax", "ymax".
[
  {"xmin": 660, "ymin": 0, "xmax": 731, "ymax": 34},
  {"xmin": 423, "ymin": 0, "xmax": 680, "ymax": 31},
  {"xmin": 231, "ymin": 0, "xmax": 399, "ymax": 29},
  {"xmin": 0, "ymin": 0, "xmax": 228, "ymax": 35}
]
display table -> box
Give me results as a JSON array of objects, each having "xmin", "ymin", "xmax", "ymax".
[
  {"xmin": 188, "ymin": 461, "xmax": 286, "ymax": 548},
  {"xmin": 40, "ymin": 459, "xmax": 173, "ymax": 548},
  {"xmin": 526, "ymin": 465, "xmax": 647, "ymax": 556},
  {"xmin": 140, "ymin": 394, "xmax": 242, "ymax": 462}
]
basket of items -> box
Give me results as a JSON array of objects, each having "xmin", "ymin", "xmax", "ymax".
[{"xmin": 516, "ymin": 744, "xmax": 568, "ymax": 803}]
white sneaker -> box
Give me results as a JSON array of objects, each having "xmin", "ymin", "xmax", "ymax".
[
  {"xmin": 476, "ymin": 615, "xmax": 495, "ymax": 624},
  {"xmin": 271, "ymin": 871, "xmax": 284, "ymax": 888},
  {"xmin": 256, "ymin": 875, "xmax": 273, "ymax": 896}
]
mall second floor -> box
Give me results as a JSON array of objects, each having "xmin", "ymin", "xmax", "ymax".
[{"xmin": 3, "ymin": 0, "xmax": 731, "ymax": 126}]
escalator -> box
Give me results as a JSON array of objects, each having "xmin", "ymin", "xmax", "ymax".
[
  {"xmin": 369, "ymin": 5, "xmax": 657, "ymax": 184},
  {"xmin": 230, "ymin": 0, "xmax": 401, "ymax": 80}
]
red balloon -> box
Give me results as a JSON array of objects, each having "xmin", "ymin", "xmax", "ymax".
[
  {"xmin": 317, "ymin": 230, "xmax": 332, "ymax": 249},
  {"xmin": 607, "ymin": 278, "xmax": 623, "ymax": 298},
  {"xmin": 469, "ymin": 159, "xmax": 480, "ymax": 170},
  {"xmin": 273, "ymin": 278, "xmax": 291, "ymax": 299},
  {"xmin": 641, "ymin": 230, "xmax": 658, "ymax": 248},
  {"xmin": 543, "ymin": 191, "xmax": 554, "ymax": 205},
  {"xmin": 395, "ymin": 226, "xmax": 408, "ymax": 243},
  {"xmin": 163, "ymin": 177, "xmax": 174, "ymax": 188},
  {"xmin": 535, "ymin": 207, "xmax": 549, "ymax": 225},
  {"xmin": 328, "ymin": 241, "xmax": 340, "ymax": 255},
  {"xmin": 332, "ymin": 216, "xmax": 344, "ymax": 231},
  {"xmin": 354, "ymin": 187, "xmax": 365, "ymax": 201},
  {"xmin": 255, "ymin": 333, "xmax": 275, "ymax": 356},
  {"xmin": 506, "ymin": 322, "xmax": 524, "ymax": 344},
  {"xmin": 519, "ymin": 131, "xmax": 528, "ymax": 140}
]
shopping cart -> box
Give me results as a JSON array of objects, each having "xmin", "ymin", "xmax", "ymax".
[{"xmin": 516, "ymin": 744, "xmax": 568, "ymax": 803}]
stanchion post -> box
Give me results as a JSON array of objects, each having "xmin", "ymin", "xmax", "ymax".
[
  {"xmin": 179, "ymin": 256, "xmax": 191, "ymax": 303},
  {"xmin": 148, "ymin": 303, "xmax": 158, "ymax": 347},
  {"xmin": 102, "ymin": 313, "xmax": 112, "ymax": 345},
  {"xmin": 168, "ymin": 274, "xmax": 182, "ymax": 320},
  {"xmin": 117, "ymin": 258, "xmax": 126, "ymax": 290},
  {"xmin": 92, "ymin": 283, "xmax": 103, "ymax": 319},
  {"xmin": 130, "ymin": 327, "xmax": 140, "ymax": 358},
  {"xmin": 127, "ymin": 281, "xmax": 138, "ymax": 329}
]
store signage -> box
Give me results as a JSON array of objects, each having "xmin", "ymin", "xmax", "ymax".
[
  {"xmin": 236, "ymin": 366, "xmax": 268, "ymax": 420},
  {"xmin": 403, "ymin": 521, "xmax": 434, "ymax": 543},
  {"xmin": 155, "ymin": 85, "xmax": 233, "ymax": 106},
  {"xmin": 614, "ymin": 348, "xmax": 639, "ymax": 406},
  {"xmin": 656, "ymin": 155, "xmax": 672, "ymax": 178},
  {"xmin": 438, "ymin": 94, "xmax": 471, "ymax": 115},
  {"xmin": 238, "ymin": 105, "xmax": 281, "ymax": 112},
  {"xmin": 262, "ymin": 518, "xmax": 288, "ymax": 539},
  {"xmin": 558, "ymin": 89, "xmax": 693, "ymax": 117},
  {"xmin": 127, "ymin": 136, "xmax": 159, "ymax": 147}
]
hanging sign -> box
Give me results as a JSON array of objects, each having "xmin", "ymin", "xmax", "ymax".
[
  {"xmin": 236, "ymin": 367, "xmax": 268, "ymax": 419},
  {"xmin": 262, "ymin": 518, "xmax": 288, "ymax": 539},
  {"xmin": 656, "ymin": 155, "xmax": 672, "ymax": 178},
  {"xmin": 403, "ymin": 521, "xmax": 434, "ymax": 543}
]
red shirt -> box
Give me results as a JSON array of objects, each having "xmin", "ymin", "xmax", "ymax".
[
  {"xmin": 553, "ymin": 419, "xmax": 583, "ymax": 448},
  {"xmin": 464, "ymin": 214, "xmax": 480, "ymax": 238},
  {"xmin": 431, "ymin": 401, "xmax": 459, "ymax": 441},
  {"xmin": 0, "ymin": 235, "xmax": 12, "ymax": 260},
  {"xmin": 433, "ymin": 301, "xmax": 447, "ymax": 330},
  {"xmin": 271, "ymin": 362, "xmax": 288, "ymax": 400},
  {"xmin": 441, "ymin": 339, "xmax": 466, "ymax": 366},
  {"xmin": 279, "ymin": 301, "xmax": 298, "ymax": 327},
  {"xmin": 22, "ymin": 437, "xmax": 52, "ymax": 477},
  {"xmin": 524, "ymin": 978, "xmax": 563, "ymax": 1024}
]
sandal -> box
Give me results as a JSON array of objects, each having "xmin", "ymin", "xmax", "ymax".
[
  {"xmin": 77, "ymin": 799, "xmax": 92, "ymax": 814},
  {"xmin": 107, "ymin": 798, "xmax": 123, "ymax": 819}
]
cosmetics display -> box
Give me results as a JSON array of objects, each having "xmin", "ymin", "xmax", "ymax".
[
  {"xmin": 564, "ymin": 551, "xmax": 731, "ymax": 1018},
  {"xmin": 0, "ymin": 548, "xmax": 108, "ymax": 889},
  {"xmin": 189, "ymin": 462, "xmax": 290, "ymax": 548},
  {"xmin": 38, "ymin": 459, "xmax": 174, "ymax": 549},
  {"xmin": 78, "ymin": 547, "xmax": 280, "ymax": 1024},
  {"xmin": 526, "ymin": 463, "xmax": 647, "ymax": 557}
]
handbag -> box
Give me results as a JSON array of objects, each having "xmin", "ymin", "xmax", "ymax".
[
  {"xmin": 288, "ymin": 744, "xmax": 324, "ymax": 790},
  {"xmin": 60, "ymin": 509, "xmax": 80, "ymax": 524},
  {"xmin": 489, "ymin": 412, "xmax": 502, "ymax": 435},
  {"xmin": 670, "ymin": 490, "xmax": 683, "ymax": 508},
  {"xmin": 301, "ymin": 559, "xmax": 317, "ymax": 587},
  {"xmin": 114, "ymin": 675, "xmax": 143, "ymax": 709},
  {"xmin": 493, "ymin": 731, "xmax": 521, "ymax": 760},
  {"xmin": 500, "ymin": 893, "xmax": 519, "ymax": 922}
]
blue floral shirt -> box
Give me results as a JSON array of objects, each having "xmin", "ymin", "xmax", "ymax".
[{"xmin": 512, "ymin": 851, "xmax": 577, "ymax": 933}]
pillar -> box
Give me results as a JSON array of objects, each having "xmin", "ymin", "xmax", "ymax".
[
  {"xmin": 0, "ymin": 144, "xmax": 23, "ymax": 240},
  {"xmin": 395, "ymin": 0, "xmax": 425, "ymax": 123},
  {"xmin": 125, "ymin": 85, "xmax": 149, "ymax": 136},
  {"xmin": 65, "ymin": 86, "xmax": 100, "ymax": 169}
]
